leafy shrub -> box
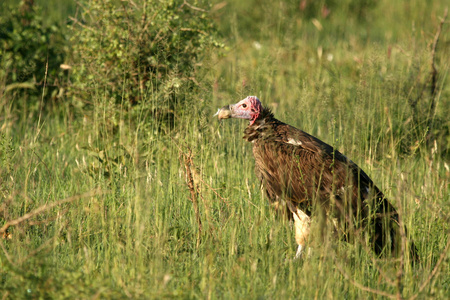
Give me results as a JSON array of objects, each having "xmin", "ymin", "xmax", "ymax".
[
  {"xmin": 0, "ymin": 0, "xmax": 66, "ymax": 100},
  {"xmin": 69, "ymin": 0, "xmax": 223, "ymax": 109}
]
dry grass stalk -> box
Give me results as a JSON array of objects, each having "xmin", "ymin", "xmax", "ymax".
[{"xmin": 179, "ymin": 148, "xmax": 202, "ymax": 248}]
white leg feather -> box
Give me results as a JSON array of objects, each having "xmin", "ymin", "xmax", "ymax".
[
  {"xmin": 293, "ymin": 208, "xmax": 311, "ymax": 259},
  {"xmin": 295, "ymin": 245, "xmax": 303, "ymax": 259}
]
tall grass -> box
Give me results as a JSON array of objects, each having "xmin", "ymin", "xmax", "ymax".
[{"xmin": 1, "ymin": 0, "xmax": 449, "ymax": 299}]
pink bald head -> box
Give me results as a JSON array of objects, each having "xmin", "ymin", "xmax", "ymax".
[
  {"xmin": 215, "ymin": 96, "xmax": 263, "ymax": 125},
  {"xmin": 230, "ymin": 96, "xmax": 262, "ymax": 125}
]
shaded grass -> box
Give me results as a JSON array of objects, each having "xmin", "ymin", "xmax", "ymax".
[{"xmin": 1, "ymin": 0, "xmax": 449, "ymax": 299}]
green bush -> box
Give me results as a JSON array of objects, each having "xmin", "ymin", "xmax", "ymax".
[
  {"xmin": 0, "ymin": 0, "xmax": 66, "ymax": 100},
  {"xmin": 69, "ymin": 0, "xmax": 223, "ymax": 109}
]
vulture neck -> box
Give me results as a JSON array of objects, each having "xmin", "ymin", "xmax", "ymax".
[{"xmin": 244, "ymin": 107, "xmax": 278, "ymax": 142}]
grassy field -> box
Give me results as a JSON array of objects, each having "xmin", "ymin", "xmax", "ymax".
[{"xmin": 1, "ymin": 0, "xmax": 449, "ymax": 299}]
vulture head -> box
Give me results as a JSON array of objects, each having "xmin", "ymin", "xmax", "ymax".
[{"xmin": 215, "ymin": 96, "xmax": 263, "ymax": 125}]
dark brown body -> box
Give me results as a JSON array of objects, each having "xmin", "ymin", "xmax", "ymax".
[{"xmin": 244, "ymin": 108, "xmax": 417, "ymax": 258}]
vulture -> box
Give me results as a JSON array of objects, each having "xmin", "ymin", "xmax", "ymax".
[{"xmin": 215, "ymin": 96, "xmax": 418, "ymax": 261}]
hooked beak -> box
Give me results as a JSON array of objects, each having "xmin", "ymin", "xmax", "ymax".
[{"xmin": 214, "ymin": 105, "xmax": 233, "ymax": 120}]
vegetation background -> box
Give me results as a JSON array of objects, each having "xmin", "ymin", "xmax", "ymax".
[{"xmin": 0, "ymin": 0, "xmax": 449, "ymax": 298}]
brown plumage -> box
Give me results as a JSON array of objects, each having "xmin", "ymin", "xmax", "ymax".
[{"xmin": 216, "ymin": 96, "xmax": 418, "ymax": 261}]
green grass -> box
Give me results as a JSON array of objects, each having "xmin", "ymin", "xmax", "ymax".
[{"xmin": 1, "ymin": 0, "xmax": 449, "ymax": 299}]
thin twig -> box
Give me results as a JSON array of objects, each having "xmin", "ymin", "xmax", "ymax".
[
  {"xmin": 395, "ymin": 194, "xmax": 406, "ymax": 300},
  {"xmin": 33, "ymin": 58, "xmax": 48, "ymax": 145},
  {"xmin": 0, "ymin": 239, "xmax": 14, "ymax": 266},
  {"xmin": 68, "ymin": 16, "xmax": 95, "ymax": 31},
  {"xmin": 197, "ymin": 175, "xmax": 230, "ymax": 207},
  {"xmin": 198, "ymin": 190, "xmax": 218, "ymax": 240},
  {"xmin": 409, "ymin": 236, "xmax": 450, "ymax": 300},
  {"xmin": 407, "ymin": 8, "xmax": 448, "ymax": 134},
  {"xmin": 332, "ymin": 198, "xmax": 397, "ymax": 287},
  {"xmin": 19, "ymin": 232, "xmax": 59, "ymax": 264},
  {"xmin": 179, "ymin": 0, "xmax": 207, "ymax": 12},
  {"xmin": 2, "ymin": 291, "xmax": 10, "ymax": 300},
  {"xmin": 426, "ymin": 8, "xmax": 448, "ymax": 139},
  {"xmin": 429, "ymin": 8, "xmax": 448, "ymax": 98},
  {"xmin": 0, "ymin": 189, "xmax": 103, "ymax": 235},
  {"xmin": 334, "ymin": 255, "xmax": 397, "ymax": 299}
]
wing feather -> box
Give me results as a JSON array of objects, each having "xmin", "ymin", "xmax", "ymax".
[{"xmin": 252, "ymin": 122, "xmax": 385, "ymax": 221}]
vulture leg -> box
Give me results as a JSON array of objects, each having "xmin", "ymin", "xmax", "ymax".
[{"xmin": 293, "ymin": 208, "xmax": 311, "ymax": 259}]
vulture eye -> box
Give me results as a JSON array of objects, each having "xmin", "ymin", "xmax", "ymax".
[{"xmin": 242, "ymin": 103, "xmax": 247, "ymax": 108}]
